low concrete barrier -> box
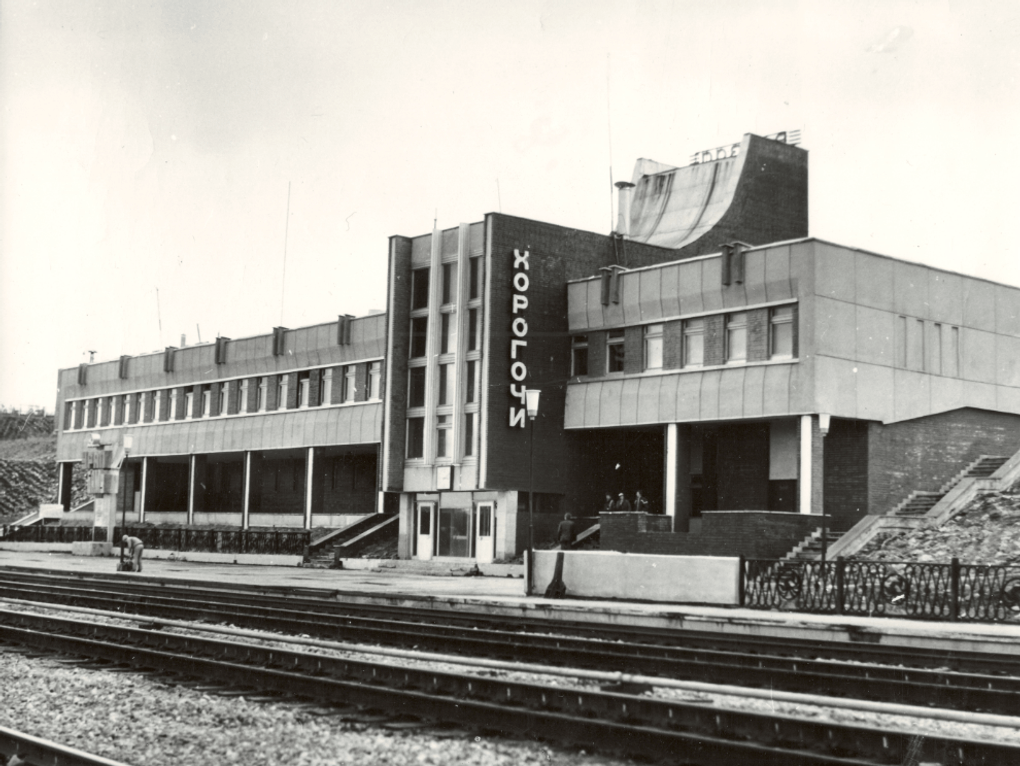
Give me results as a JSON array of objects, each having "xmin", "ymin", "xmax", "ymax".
[
  {"xmin": 532, "ymin": 550, "xmax": 740, "ymax": 604},
  {"xmin": 0, "ymin": 542, "xmax": 73, "ymax": 553},
  {"xmin": 143, "ymin": 550, "xmax": 303, "ymax": 567}
]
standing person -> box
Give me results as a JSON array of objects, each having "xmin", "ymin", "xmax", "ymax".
[
  {"xmin": 556, "ymin": 513, "xmax": 577, "ymax": 550},
  {"xmin": 603, "ymin": 493, "xmax": 613, "ymax": 512},
  {"xmin": 634, "ymin": 490, "xmax": 650, "ymax": 513},
  {"xmin": 610, "ymin": 492, "xmax": 632, "ymax": 512},
  {"xmin": 122, "ymin": 535, "xmax": 144, "ymax": 573}
]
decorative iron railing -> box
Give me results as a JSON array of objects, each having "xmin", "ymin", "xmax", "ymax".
[
  {"xmin": 2, "ymin": 524, "xmax": 309, "ymax": 555},
  {"xmin": 742, "ymin": 557, "xmax": 1020, "ymax": 623}
]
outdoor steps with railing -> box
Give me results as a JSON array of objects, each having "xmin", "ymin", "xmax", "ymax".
[
  {"xmin": 304, "ymin": 514, "xmax": 399, "ymax": 567},
  {"xmin": 782, "ymin": 527, "xmax": 844, "ymax": 562},
  {"xmin": 827, "ymin": 453, "xmax": 1020, "ymax": 560},
  {"xmin": 889, "ymin": 456, "xmax": 1010, "ymax": 518}
]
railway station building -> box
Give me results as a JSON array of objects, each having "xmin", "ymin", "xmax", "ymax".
[{"xmin": 53, "ymin": 132, "xmax": 1020, "ymax": 563}]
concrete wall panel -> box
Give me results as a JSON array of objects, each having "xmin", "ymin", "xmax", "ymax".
[
  {"xmin": 620, "ymin": 270, "xmax": 640, "ymax": 326},
  {"xmin": 854, "ymin": 306, "xmax": 896, "ymax": 367},
  {"xmin": 893, "ymin": 369, "xmax": 931, "ymax": 422},
  {"xmin": 761, "ymin": 364, "xmax": 793, "ymax": 416},
  {"xmin": 638, "ymin": 269, "xmax": 663, "ymax": 323},
  {"xmin": 963, "ymin": 279, "xmax": 996, "ymax": 332},
  {"xmin": 657, "ymin": 375, "xmax": 679, "ymax": 423},
  {"xmin": 585, "ymin": 279, "xmax": 603, "ymax": 330},
  {"xmin": 997, "ymin": 334, "xmax": 1020, "ymax": 387},
  {"xmin": 815, "ymin": 242, "xmax": 856, "ymax": 302},
  {"xmin": 743, "ymin": 249, "xmax": 767, "ymax": 306},
  {"xmin": 675, "ymin": 373, "xmax": 702, "ymax": 421},
  {"xmin": 698, "ymin": 369, "xmax": 722, "ymax": 420},
  {"xmin": 567, "ymin": 282, "xmax": 588, "ymax": 331},
  {"xmin": 996, "ymin": 284, "xmax": 1020, "ymax": 338},
  {"xmin": 598, "ymin": 380, "xmax": 622, "ymax": 427},
  {"xmin": 996, "ymin": 385, "xmax": 1020, "ymax": 416},
  {"xmin": 677, "ymin": 259, "xmax": 705, "ymax": 315},
  {"xmin": 930, "ymin": 376, "xmax": 964, "ymax": 415},
  {"xmin": 763, "ymin": 244, "xmax": 793, "ymax": 303},
  {"xmin": 893, "ymin": 261, "xmax": 931, "ymax": 319},
  {"xmin": 967, "ymin": 381, "xmax": 999, "ymax": 412},
  {"xmin": 700, "ymin": 256, "xmax": 723, "ymax": 313},
  {"xmin": 636, "ymin": 375, "xmax": 662, "ymax": 424},
  {"xmin": 582, "ymin": 382, "xmax": 602, "ymax": 427},
  {"xmin": 619, "ymin": 378, "xmax": 641, "ymax": 425},
  {"xmin": 742, "ymin": 365, "xmax": 766, "ymax": 419},
  {"xmin": 814, "ymin": 356, "xmax": 858, "ymax": 419},
  {"xmin": 717, "ymin": 368, "xmax": 745, "ymax": 420},
  {"xmin": 962, "ymin": 328, "xmax": 997, "ymax": 384},
  {"xmin": 814, "ymin": 297, "xmax": 856, "ymax": 360},
  {"xmin": 659, "ymin": 263, "xmax": 682, "ymax": 319},
  {"xmin": 853, "ymin": 253, "xmax": 894, "ymax": 312}
]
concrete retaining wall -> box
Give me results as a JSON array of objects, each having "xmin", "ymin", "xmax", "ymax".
[
  {"xmin": 532, "ymin": 550, "xmax": 740, "ymax": 604},
  {"xmin": 0, "ymin": 542, "xmax": 73, "ymax": 553}
]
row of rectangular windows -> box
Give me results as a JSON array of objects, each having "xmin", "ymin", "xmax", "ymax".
[
  {"xmin": 409, "ymin": 309, "xmax": 482, "ymax": 359},
  {"xmin": 405, "ymin": 412, "xmax": 477, "ymax": 460},
  {"xmin": 64, "ymin": 362, "xmax": 382, "ymax": 431},
  {"xmin": 897, "ymin": 317, "xmax": 960, "ymax": 377},
  {"xmin": 570, "ymin": 306, "xmax": 795, "ymax": 377},
  {"xmin": 410, "ymin": 258, "xmax": 483, "ymax": 310},
  {"xmin": 407, "ymin": 360, "xmax": 480, "ymax": 408}
]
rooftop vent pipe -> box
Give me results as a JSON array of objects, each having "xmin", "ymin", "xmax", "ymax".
[{"xmin": 614, "ymin": 181, "xmax": 636, "ymax": 237}]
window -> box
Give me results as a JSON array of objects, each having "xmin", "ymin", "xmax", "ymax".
[
  {"xmin": 438, "ymin": 364, "xmax": 451, "ymax": 405},
  {"xmin": 931, "ymin": 323, "xmax": 942, "ymax": 375},
  {"xmin": 469, "ymin": 256, "xmax": 481, "ymax": 300},
  {"xmin": 368, "ymin": 362, "xmax": 381, "ymax": 400},
  {"xmin": 607, "ymin": 329, "xmax": 625, "ymax": 373},
  {"xmin": 441, "ymin": 312, "xmax": 455, "ymax": 354},
  {"xmin": 411, "ymin": 267, "xmax": 430, "ymax": 310},
  {"xmin": 183, "ymin": 391, "xmax": 193, "ymax": 419},
  {"xmin": 170, "ymin": 389, "xmax": 179, "ymax": 420},
  {"xmin": 407, "ymin": 417, "xmax": 425, "ymax": 459},
  {"xmin": 644, "ymin": 324, "xmax": 663, "ymax": 370},
  {"xmin": 945, "ymin": 326, "xmax": 960, "ymax": 377},
  {"xmin": 466, "ymin": 360, "xmax": 478, "ymax": 403},
  {"xmin": 238, "ymin": 380, "xmax": 248, "ymax": 413},
  {"xmin": 343, "ymin": 365, "xmax": 356, "ymax": 403},
  {"xmin": 726, "ymin": 312, "xmax": 747, "ymax": 363},
  {"xmin": 571, "ymin": 335, "xmax": 588, "ymax": 377},
  {"xmin": 770, "ymin": 306, "xmax": 794, "ymax": 359},
  {"xmin": 410, "ymin": 317, "xmax": 428, "ymax": 358},
  {"xmin": 298, "ymin": 371, "xmax": 310, "ymax": 408},
  {"xmin": 436, "ymin": 414, "xmax": 451, "ymax": 458},
  {"xmin": 464, "ymin": 413, "xmax": 476, "ymax": 457},
  {"xmin": 408, "ymin": 367, "xmax": 426, "ymax": 408},
  {"xmin": 201, "ymin": 386, "xmax": 211, "ymax": 417},
  {"xmin": 683, "ymin": 319, "xmax": 704, "ymax": 367},
  {"xmin": 320, "ymin": 369, "xmax": 331, "ymax": 405},
  {"xmin": 442, "ymin": 262, "xmax": 455, "ymax": 305},
  {"xmin": 150, "ymin": 392, "xmax": 159, "ymax": 422},
  {"xmin": 257, "ymin": 377, "xmax": 267, "ymax": 412},
  {"xmin": 468, "ymin": 308, "xmax": 479, "ymax": 351},
  {"xmin": 275, "ymin": 376, "xmax": 287, "ymax": 409}
]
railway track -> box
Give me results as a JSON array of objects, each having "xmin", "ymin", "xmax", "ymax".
[
  {"xmin": 1, "ymin": 568, "xmax": 1019, "ymax": 717},
  {"xmin": 0, "ymin": 722, "xmax": 130, "ymax": 766},
  {"xmin": 2, "ymin": 605, "xmax": 1019, "ymax": 765}
]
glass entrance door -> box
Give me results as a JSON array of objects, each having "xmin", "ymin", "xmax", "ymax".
[
  {"xmin": 474, "ymin": 502, "xmax": 495, "ymax": 564},
  {"xmin": 437, "ymin": 507, "xmax": 472, "ymax": 558}
]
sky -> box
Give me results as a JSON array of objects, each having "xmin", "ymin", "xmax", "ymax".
[{"xmin": 2, "ymin": 0, "xmax": 1019, "ymax": 411}]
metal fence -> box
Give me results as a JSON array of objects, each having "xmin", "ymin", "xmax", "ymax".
[
  {"xmin": 743, "ymin": 557, "xmax": 1020, "ymax": 623},
  {"xmin": 2, "ymin": 524, "xmax": 309, "ymax": 555}
]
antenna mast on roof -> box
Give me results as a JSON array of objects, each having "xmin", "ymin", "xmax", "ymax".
[
  {"xmin": 280, "ymin": 181, "xmax": 292, "ymax": 326},
  {"xmin": 606, "ymin": 52, "xmax": 615, "ymax": 233}
]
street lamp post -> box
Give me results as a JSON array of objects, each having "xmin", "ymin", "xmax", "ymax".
[{"xmin": 525, "ymin": 388, "xmax": 541, "ymax": 594}]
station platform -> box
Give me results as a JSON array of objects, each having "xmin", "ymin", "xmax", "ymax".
[{"xmin": 2, "ymin": 548, "xmax": 1019, "ymax": 658}]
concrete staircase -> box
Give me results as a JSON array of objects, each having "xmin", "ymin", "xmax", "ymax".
[
  {"xmin": 782, "ymin": 527, "xmax": 844, "ymax": 562},
  {"xmin": 304, "ymin": 514, "xmax": 398, "ymax": 567},
  {"xmin": 827, "ymin": 453, "xmax": 1020, "ymax": 560}
]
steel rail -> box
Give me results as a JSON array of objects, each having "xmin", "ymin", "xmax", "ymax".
[
  {"xmin": 3, "ymin": 610, "xmax": 1019, "ymax": 765},
  {"xmin": 0, "ymin": 725, "xmax": 131, "ymax": 766},
  {"xmin": 2, "ymin": 574, "xmax": 1020, "ymax": 716}
]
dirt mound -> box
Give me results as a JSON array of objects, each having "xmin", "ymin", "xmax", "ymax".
[{"xmin": 853, "ymin": 482, "xmax": 1020, "ymax": 565}]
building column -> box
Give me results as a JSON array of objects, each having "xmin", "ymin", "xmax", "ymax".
[
  {"xmin": 799, "ymin": 415, "xmax": 824, "ymax": 514},
  {"xmin": 57, "ymin": 462, "xmax": 72, "ymax": 511},
  {"xmin": 241, "ymin": 451, "xmax": 251, "ymax": 530},
  {"xmin": 139, "ymin": 457, "xmax": 148, "ymax": 524},
  {"xmin": 187, "ymin": 455, "xmax": 196, "ymax": 525},
  {"xmin": 304, "ymin": 447, "xmax": 314, "ymax": 530},
  {"xmin": 665, "ymin": 424, "xmax": 692, "ymax": 532}
]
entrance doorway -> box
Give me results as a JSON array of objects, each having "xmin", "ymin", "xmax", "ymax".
[
  {"xmin": 415, "ymin": 502, "xmax": 435, "ymax": 560},
  {"xmin": 474, "ymin": 502, "xmax": 495, "ymax": 564},
  {"xmin": 437, "ymin": 507, "xmax": 471, "ymax": 557}
]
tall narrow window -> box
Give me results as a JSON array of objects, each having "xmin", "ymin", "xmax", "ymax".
[
  {"xmin": 571, "ymin": 335, "xmax": 588, "ymax": 376},
  {"xmin": 442, "ymin": 262, "xmax": 455, "ymax": 304},
  {"xmin": 183, "ymin": 390, "xmax": 193, "ymax": 419},
  {"xmin": 726, "ymin": 312, "xmax": 748, "ymax": 363},
  {"xmin": 320, "ymin": 369, "xmax": 331, "ymax": 405},
  {"xmin": 438, "ymin": 363, "xmax": 451, "ymax": 405},
  {"xmin": 464, "ymin": 412, "xmax": 476, "ymax": 457},
  {"xmin": 466, "ymin": 360, "xmax": 478, "ymax": 403},
  {"xmin": 257, "ymin": 377, "xmax": 267, "ymax": 412},
  {"xmin": 441, "ymin": 312, "xmax": 456, "ymax": 354},
  {"xmin": 407, "ymin": 417, "xmax": 425, "ymax": 459},
  {"xmin": 239, "ymin": 380, "xmax": 249, "ymax": 413},
  {"xmin": 344, "ymin": 365, "xmax": 356, "ymax": 402},
  {"xmin": 607, "ymin": 329, "xmax": 625, "ymax": 373},
  {"xmin": 368, "ymin": 361, "xmax": 381, "ymax": 400},
  {"xmin": 436, "ymin": 414, "xmax": 451, "ymax": 459},
  {"xmin": 468, "ymin": 308, "xmax": 479, "ymax": 351},
  {"xmin": 276, "ymin": 376, "xmax": 287, "ymax": 410},
  {"xmin": 683, "ymin": 319, "xmax": 704, "ymax": 368},
  {"xmin": 153, "ymin": 390, "xmax": 162, "ymax": 422},
  {"xmin": 469, "ymin": 256, "xmax": 481, "ymax": 300},
  {"xmin": 201, "ymin": 386, "xmax": 211, "ymax": 417},
  {"xmin": 298, "ymin": 371, "xmax": 310, "ymax": 408},
  {"xmin": 411, "ymin": 267, "xmax": 430, "ymax": 310},
  {"xmin": 770, "ymin": 306, "xmax": 794, "ymax": 359},
  {"xmin": 644, "ymin": 324, "xmax": 664, "ymax": 370},
  {"xmin": 170, "ymin": 390, "xmax": 179, "ymax": 420},
  {"xmin": 410, "ymin": 317, "xmax": 428, "ymax": 358},
  {"xmin": 931, "ymin": 323, "xmax": 942, "ymax": 375},
  {"xmin": 408, "ymin": 367, "xmax": 426, "ymax": 408}
]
